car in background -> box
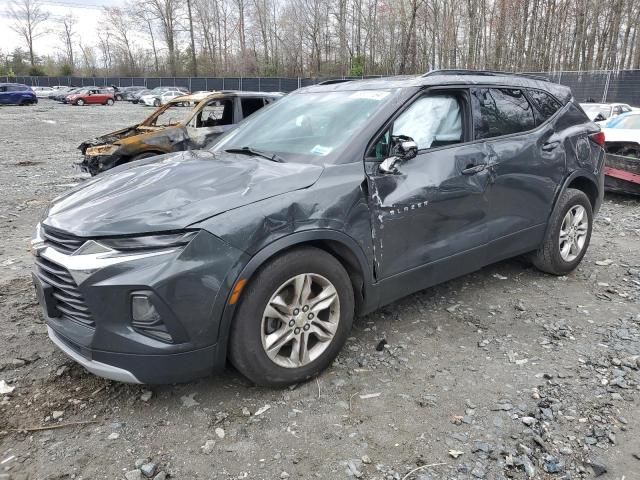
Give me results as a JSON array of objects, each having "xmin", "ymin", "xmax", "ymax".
[
  {"xmin": 118, "ymin": 86, "xmax": 146, "ymax": 101},
  {"xmin": 142, "ymin": 90, "xmax": 184, "ymax": 106},
  {"xmin": 600, "ymin": 112, "xmax": 640, "ymax": 194},
  {"xmin": 79, "ymin": 90, "xmax": 282, "ymax": 174},
  {"xmin": 0, "ymin": 83, "xmax": 37, "ymax": 105},
  {"xmin": 52, "ymin": 87, "xmax": 97, "ymax": 103},
  {"xmin": 66, "ymin": 88, "xmax": 115, "ymax": 106},
  {"xmin": 580, "ymin": 102, "xmax": 633, "ymax": 123},
  {"xmin": 33, "ymin": 71, "xmax": 604, "ymax": 386},
  {"xmin": 138, "ymin": 87, "xmax": 189, "ymax": 106},
  {"xmin": 32, "ymin": 86, "xmax": 56, "ymax": 98},
  {"xmin": 129, "ymin": 88, "xmax": 151, "ymax": 104},
  {"xmin": 602, "ymin": 112, "xmax": 640, "ymax": 156}
]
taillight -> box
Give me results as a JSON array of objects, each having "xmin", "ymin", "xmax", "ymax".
[{"xmin": 590, "ymin": 131, "xmax": 605, "ymax": 146}]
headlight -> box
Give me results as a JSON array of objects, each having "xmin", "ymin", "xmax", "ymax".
[
  {"xmin": 86, "ymin": 144, "xmax": 119, "ymax": 156},
  {"xmin": 97, "ymin": 231, "xmax": 198, "ymax": 251}
]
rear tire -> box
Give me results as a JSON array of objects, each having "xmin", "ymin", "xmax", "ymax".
[
  {"xmin": 106, "ymin": 98, "xmax": 114, "ymax": 106},
  {"xmin": 532, "ymin": 188, "xmax": 593, "ymax": 275},
  {"xmin": 229, "ymin": 247, "xmax": 354, "ymax": 387}
]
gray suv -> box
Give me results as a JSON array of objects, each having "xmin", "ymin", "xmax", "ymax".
[{"xmin": 32, "ymin": 70, "xmax": 604, "ymax": 387}]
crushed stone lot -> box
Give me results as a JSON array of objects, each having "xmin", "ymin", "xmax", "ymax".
[{"xmin": 1, "ymin": 101, "xmax": 640, "ymax": 480}]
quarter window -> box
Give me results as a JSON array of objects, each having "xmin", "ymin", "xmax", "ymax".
[
  {"xmin": 241, "ymin": 97, "xmax": 265, "ymax": 117},
  {"xmin": 527, "ymin": 89, "xmax": 562, "ymax": 122},
  {"xmin": 472, "ymin": 88, "xmax": 535, "ymax": 139}
]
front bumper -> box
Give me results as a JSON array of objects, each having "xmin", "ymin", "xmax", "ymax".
[
  {"xmin": 33, "ymin": 228, "xmax": 246, "ymax": 384},
  {"xmin": 78, "ymin": 153, "xmax": 122, "ymax": 175}
]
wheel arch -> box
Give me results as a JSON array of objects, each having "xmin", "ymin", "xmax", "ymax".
[
  {"xmin": 556, "ymin": 170, "xmax": 602, "ymax": 214},
  {"xmin": 566, "ymin": 175, "xmax": 599, "ymax": 210},
  {"xmin": 214, "ymin": 230, "xmax": 375, "ymax": 366}
]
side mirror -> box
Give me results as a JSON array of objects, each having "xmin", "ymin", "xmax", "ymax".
[{"xmin": 379, "ymin": 137, "xmax": 418, "ymax": 174}]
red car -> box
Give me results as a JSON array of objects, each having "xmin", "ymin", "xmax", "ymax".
[{"xmin": 66, "ymin": 88, "xmax": 115, "ymax": 106}]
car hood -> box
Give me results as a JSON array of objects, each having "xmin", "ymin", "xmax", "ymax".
[{"xmin": 44, "ymin": 150, "xmax": 324, "ymax": 237}]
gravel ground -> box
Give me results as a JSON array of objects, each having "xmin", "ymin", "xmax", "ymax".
[{"xmin": 1, "ymin": 101, "xmax": 639, "ymax": 480}]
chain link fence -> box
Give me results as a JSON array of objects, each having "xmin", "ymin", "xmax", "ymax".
[{"xmin": 3, "ymin": 70, "xmax": 640, "ymax": 105}]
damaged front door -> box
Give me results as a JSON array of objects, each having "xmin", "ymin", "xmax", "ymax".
[
  {"xmin": 366, "ymin": 90, "xmax": 490, "ymax": 281},
  {"xmin": 186, "ymin": 99, "xmax": 236, "ymax": 149}
]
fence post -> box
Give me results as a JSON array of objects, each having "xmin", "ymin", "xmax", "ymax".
[{"xmin": 602, "ymin": 70, "xmax": 612, "ymax": 102}]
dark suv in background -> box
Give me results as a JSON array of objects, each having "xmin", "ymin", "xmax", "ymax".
[
  {"xmin": 32, "ymin": 70, "xmax": 604, "ymax": 387},
  {"xmin": 0, "ymin": 83, "xmax": 37, "ymax": 105}
]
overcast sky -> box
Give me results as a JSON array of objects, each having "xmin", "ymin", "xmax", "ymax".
[{"xmin": 0, "ymin": 0, "xmax": 123, "ymax": 57}]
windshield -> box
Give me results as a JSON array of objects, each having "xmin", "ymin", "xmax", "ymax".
[
  {"xmin": 145, "ymin": 103, "xmax": 192, "ymax": 127},
  {"xmin": 608, "ymin": 114, "xmax": 640, "ymax": 129},
  {"xmin": 212, "ymin": 90, "xmax": 395, "ymax": 164},
  {"xmin": 581, "ymin": 104, "xmax": 612, "ymax": 120}
]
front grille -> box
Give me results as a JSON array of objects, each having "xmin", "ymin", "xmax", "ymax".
[
  {"xmin": 42, "ymin": 226, "xmax": 86, "ymax": 254},
  {"xmin": 35, "ymin": 256, "xmax": 95, "ymax": 328}
]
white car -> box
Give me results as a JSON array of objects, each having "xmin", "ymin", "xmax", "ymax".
[
  {"xmin": 580, "ymin": 102, "xmax": 634, "ymax": 125},
  {"xmin": 31, "ymin": 86, "xmax": 56, "ymax": 98},
  {"xmin": 601, "ymin": 112, "xmax": 640, "ymax": 156},
  {"xmin": 142, "ymin": 90, "xmax": 185, "ymax": 107}
]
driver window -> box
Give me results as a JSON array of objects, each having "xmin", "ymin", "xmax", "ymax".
[
  {"xmin": 394, "ymin": 95, "xmax": 462, "ymax": 149},
  {"xmin": 195, "ymin": 100, "xmax": 233, "ymax": 128},
  {"xmin": 368, "ymin": 94, "xmax": 463, "ymax": 159}
]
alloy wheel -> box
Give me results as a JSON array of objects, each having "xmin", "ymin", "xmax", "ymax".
[
  {"xmin": 559, "ymin": 205, "xmax": 588, "ymax": 262},
  {"xmin": 260, "ymin": 273, "xmax": 340, "ymax": 368}
]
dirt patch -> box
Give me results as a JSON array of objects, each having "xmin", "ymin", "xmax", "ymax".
[{"xmin": 0, "ymin": 102, "xmax": 639, "ymax": 479}]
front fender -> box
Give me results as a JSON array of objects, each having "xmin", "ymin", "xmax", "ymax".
[{"xmin": 210, "ymin": 229, "xmax": 375, "ymax": 369}]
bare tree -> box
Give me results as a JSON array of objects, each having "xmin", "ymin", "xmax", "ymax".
[
  {"xmin": 58, "ymin": 13, "xmax": 76, "ymax": 70},
  {"xmin": 105, "ymin": 7, "xmax": 138, "ymax": 74},
  {"xmin": 186, "ymin": 0, "xmax": 199, "ymax": 75},
  {"xmin": 144, "ymin": 0, "xmax": 182, "ymax": 76},
  {"xmin": 8, "ymin": 0, "xmax": 50, "ymax": 66}
]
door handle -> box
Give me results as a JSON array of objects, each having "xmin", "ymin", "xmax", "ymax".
[
  {"xmin": 462, "ymin": 164, "xmax": 487, "ymax": 175},
  {"xmin": 542, "ymin": 140, "xmax": 561, "ymax": 151}
]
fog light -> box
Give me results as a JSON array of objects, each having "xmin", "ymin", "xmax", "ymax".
[
  {"xmin": 132, "ymin": 295, "xmax": 161, "ymax": 325},
  {"xmin": 131, "ymin": 293, "xmax": 173, "ymax": 342}
]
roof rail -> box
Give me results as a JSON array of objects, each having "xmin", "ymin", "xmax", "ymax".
[
  {"xmin": 422, "ymin": 69, "xmax": 550, "ymax": 82},
  {"xmin": 317, "ymin": 78, "xmax": 355, "ymax": 85}
]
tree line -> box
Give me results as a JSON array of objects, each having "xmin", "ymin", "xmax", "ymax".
[{"xmin": 3, "ymin": 0, "xmax": 640, "ymax": 78}]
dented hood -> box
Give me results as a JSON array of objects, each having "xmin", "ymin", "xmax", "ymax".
[{"xmin": 45, "ymin": 150, "xmax": 324, "ymax": 237}]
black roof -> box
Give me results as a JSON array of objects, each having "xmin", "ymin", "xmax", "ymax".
[{"xmin": 298, "ymin": 70, "xmax": 572, "ymax": 103}]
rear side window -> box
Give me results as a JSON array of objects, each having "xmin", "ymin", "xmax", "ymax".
[
  {"xmin": 527, "ymin": 89, "xmax": 562, "ymax": 122},
  {"xmin": 241, "ymin": 97, "xmax": 265, "ymax": 117},
  {"xmin": 471, "ymin": 88, "xmax": 535, "ymax": 140}
]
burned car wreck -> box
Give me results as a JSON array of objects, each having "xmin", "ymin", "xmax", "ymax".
[
  {"xmin": 78, "ymin": 91, "xmax": 282, "ymax": 175},
  {"xmin": 33, "ymin": 71, "xmax": 604, "ymax": 387}
]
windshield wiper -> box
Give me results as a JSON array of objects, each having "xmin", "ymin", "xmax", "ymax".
[{"xmin": 225, "ymin": 146, "xmax": 285, "ymax": 163}]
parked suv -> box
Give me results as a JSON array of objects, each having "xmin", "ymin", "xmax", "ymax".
[
  {"xmin": 32, "ymin": 71, "xmax": 604, "ymax": 386},
  {"xmin": 0, "ymin": 83, "xmax": 37, "ymax": 105}
]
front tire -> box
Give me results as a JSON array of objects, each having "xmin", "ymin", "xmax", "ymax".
[
  {"xmin": 76, "ymin": 99, "xmax": 85, "ymax": 106},
  {"xmin": 106, "ymin": 98, "xmax": 114, "ymax": 106},
  {"xmin": 153, "ymin": 99, "xmax": 161, "ymax": 107},
  {"xmin": 229, "ymin": 247, "xmax": 354, "ymax": 387},
  {"xmin": 532, "ymin": 188, "xmax": 593, "ymax": 275}
]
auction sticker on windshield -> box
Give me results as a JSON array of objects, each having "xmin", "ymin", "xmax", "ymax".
[{"xmin": 311, "ymin": 145, "xmax": 333, "ymax": 156}]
